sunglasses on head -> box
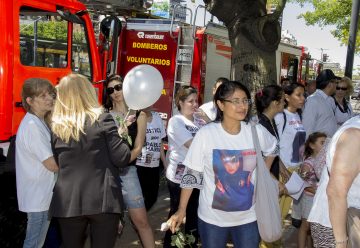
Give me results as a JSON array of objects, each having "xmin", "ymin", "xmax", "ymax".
[
  {"xmin": 106, "ymin": 84, "xmax": 122, "ymax": 95},
  {"xmin": 336, "ymin": 86, "xmax": 347, "ymax": 91}
]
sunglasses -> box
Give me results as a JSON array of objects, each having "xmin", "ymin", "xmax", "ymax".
[
  {"xmin": 336, "ymin": 86, "xmax": 347, "ymax": 91},
  {"xmin": 106, "ymin": 84, "xmax": 122, "ymax": 95}
]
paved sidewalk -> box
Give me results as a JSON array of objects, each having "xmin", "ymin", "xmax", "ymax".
[{"xmin": 114, "ymin": 190, "xmax": 298, "ymax": 247}]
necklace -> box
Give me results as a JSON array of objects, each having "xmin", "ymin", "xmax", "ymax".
[
  {"xmin": 269, "ymin": 120, "xmax": 279, "ymax": 141},
  {"xmin": 262, "ymin": 114, "xmax": 279, "ymax": 141}
]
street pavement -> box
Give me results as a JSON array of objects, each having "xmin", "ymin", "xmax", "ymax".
[
  {"xmin": 114, "ymin": 188, "xmax": 299, "ymax": 247},
  {"xmin": 0, "ymin": 168, "xmax": 298, "ymax": 248}
]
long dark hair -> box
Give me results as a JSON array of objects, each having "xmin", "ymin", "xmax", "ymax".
[
  {"xmin": 214, "ymin": 81, "xmax": 252, "ymax": 123},
  {"xmin": 255, "ymin": 85, "xmax": 283, "ymax": 114},
  {"xmin": 283, "ymin": 82, "xmax": 305, "ymax": 118},
  {"xmin": 303, "ymin": 132, "xmax": 327, "ymax": 159},
  {"xmin": 104, "ymin": 75, "xmax": 123, "ymax": 111}
]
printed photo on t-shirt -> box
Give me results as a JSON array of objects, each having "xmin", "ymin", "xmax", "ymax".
[
  {"xmin": 175, "ymin": 163, "xmax": 185, "ymax": 181},
  {"xmin": 291, "ymin": 131, "xmax": 306, "ymax": 163},
  {"xmin": 212, "ymin": 149, "xmax": 256, "ymax": 212}
]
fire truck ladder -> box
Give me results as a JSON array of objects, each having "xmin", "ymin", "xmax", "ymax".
[
  {"xmin": 170, "ymin": 4, "xmax": 195, "ymax": 87},
  {"xmin": 170, "ymin": 4, "xmax": 196, "ymax": 115}
]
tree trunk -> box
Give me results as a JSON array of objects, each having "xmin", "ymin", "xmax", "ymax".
[
  {"xmin": 230, "ymin": 34, "xmax": 277, "ymax": 92},
  {"xmin": 203, "ymin": 0, "xmax": 287, "ymax": 91}
]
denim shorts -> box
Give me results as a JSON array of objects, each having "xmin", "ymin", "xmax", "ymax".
[{"xmin": 119, "ymin": 166, "xmax": 145, "ymax": 209}]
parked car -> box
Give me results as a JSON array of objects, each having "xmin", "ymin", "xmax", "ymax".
[{"xmin": 351, "ymin": 86, "xmax": 360, "ymax": 99}]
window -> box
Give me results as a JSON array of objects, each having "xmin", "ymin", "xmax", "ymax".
[
  {"xmin": 19, "ymin": 7, "xmax": 68, "ymax": 68},
  {"xmin": 72, "ymin": 23, "xmax": 91, "ymax": 77}
]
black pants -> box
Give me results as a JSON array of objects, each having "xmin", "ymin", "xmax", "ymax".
[
  {"xmin": 136, "ymin": 166, "xmax": 160, "ymax": 211},
  {"xmin": 163, "ymin": 179, "xmax": 199, "ymax": 248},
  {"xmin": 57, "ymin": 213, "xmax": 120, "ymax": 248}
]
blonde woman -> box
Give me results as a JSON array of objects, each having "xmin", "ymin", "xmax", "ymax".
[
  {"xmin": 332, "ymin": 77, "xmax": 354, "ymax": 128},
  {"xmin": 50, "ymin": 74, "xmax": 130, "ymax": 248}
]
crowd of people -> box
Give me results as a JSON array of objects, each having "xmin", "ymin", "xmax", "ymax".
[{"xmin": 14, "ymin": 69, "xmax": 360, "ymax": 248}]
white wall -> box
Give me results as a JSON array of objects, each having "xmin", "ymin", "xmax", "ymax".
[{"xmin": 183, "ymin": 0, "xmax": 221, "ymax": 27}]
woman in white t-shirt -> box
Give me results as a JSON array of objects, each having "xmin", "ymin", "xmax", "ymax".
[
  {"xmin": 16, "ymin": 78, "xmax": 58, "ymax": 248},
  {"xmin": 163, "ymin": 85, "xmax": 201, "ymax": 248},
  {"xmin": 168, "ymin": 81, "xmax": 277, "ymax": 248},
  {"xmin": 136, "ymin": 109, "xmax": 166, "ymax": 211},
  {"xmin": 274, "ymin": 83, "xmax": 306, "ymax": 225}
]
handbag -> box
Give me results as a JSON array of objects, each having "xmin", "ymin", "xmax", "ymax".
[
  {"xmin": 251, "ymin": 125, "xmax": 282, "ymax": 242},
  {"xmin": 347, "ymin": 207, "xmax": 360, "ymax": 247}
]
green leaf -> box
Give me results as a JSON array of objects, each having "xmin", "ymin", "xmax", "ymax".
[{"xmin": 292, "ymin": 0, "xmax": 360, "ymax": 53}]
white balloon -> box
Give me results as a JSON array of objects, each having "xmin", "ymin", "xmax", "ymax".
[{"xmin": 123, "ymin": 64, "xmax": 164, "ymax": 110}]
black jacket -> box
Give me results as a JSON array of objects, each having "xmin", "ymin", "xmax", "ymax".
[{"xmin": 49, "ymin": 113, "xmax": 130, "ymax": 217}]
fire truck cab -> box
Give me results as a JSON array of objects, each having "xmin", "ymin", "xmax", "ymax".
[{"xmin": 0, "ymin": 0, "xmax": 107, "ymax": 156}]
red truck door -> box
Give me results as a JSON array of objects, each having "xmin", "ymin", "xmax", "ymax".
[{"xmin": 2, "ymin": 0, "xmax": 100, "ymax": 141}]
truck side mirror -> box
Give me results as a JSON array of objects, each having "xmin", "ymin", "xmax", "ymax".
[
  {"xmin": 100, "ymin": 16, "xmax": 122, "ymax": 41},
  {"xmin": 100, "ymin": 16, "xmax": 122, "ymax": 77}
]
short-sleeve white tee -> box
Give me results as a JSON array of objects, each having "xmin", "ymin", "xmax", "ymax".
[
  {"xmin": 275, "ymin": 110, "xmax": 306, "ymax": 168},
  {"xmin": 15, "ymin": 113, "xmax": 55, "ymax": 212},
  {"xmin": 136, "ymin": 112, "xmax": 166, "ymax": 168},
  {"xmin": 166, "ymin": 115, "xmax": 200, "ymax": 184},
  {"xmin": 183, "ymin": 122, "xmax": 277, "ymax": 227},
  {"xmin": 199, "ymin": 101, "xmax": 217, "ymax": 121}
]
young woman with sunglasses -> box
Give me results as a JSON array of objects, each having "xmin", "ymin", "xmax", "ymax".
[
  {"xmin": 168, "ymin": 81, "xmax": 277, "ymax": 248},
  {"xmin": 105, "ymin": 75, "xmax": 155, "ymax": 248},
  {"xmin": 332, "ymin": 77, "xmax": 354, "ymax": 128}
]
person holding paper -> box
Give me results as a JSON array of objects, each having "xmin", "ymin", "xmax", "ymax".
[
  {"xmin": 296, "ymin": 132, "xmax": 327, "ymax": 248},
  {"xmin": 275, "ymin": 83, "xmax": 306, "ymax": 226}
]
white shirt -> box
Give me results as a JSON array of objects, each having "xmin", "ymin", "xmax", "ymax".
[
  {"xmin": 331, "ymin": 97, "xmax": 354, "ymax": 128},
  {"xmin": 275, "ymin": 110, "xmax": 306, "ymax": 168},
  {"xmin": 183, "ymin": 122, "xmax": 277, "ymax": 227},
  {"xmin": 15, "ymin": 113, "xmax": 55, "ymax": 212},
  {"xmin": 199, "ymin": 101, "xmax": 217, "ymax": 121},
  {"xmin": 302, "ymin": 90, "xmax": 337, "ymax": 137},
  {"xmin": 166, "ymin": 115, "xmax": 200, "ymax": 184},
  {"xmin": 136, "ymin": 112, "xmax": 166, "ymax": 168},
  {"xmin": 308, "ymin": 116, "xmax": 360, "ymax": 227}
]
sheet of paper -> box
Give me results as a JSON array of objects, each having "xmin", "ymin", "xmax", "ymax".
[{"xmin": 285, "ymin": 172, "xmax": 310, "ymax": 200}]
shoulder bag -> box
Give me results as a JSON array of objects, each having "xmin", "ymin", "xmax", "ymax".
[{"xmin": 251, "ymin": 125, "xmax": 282, "ymax": 242}]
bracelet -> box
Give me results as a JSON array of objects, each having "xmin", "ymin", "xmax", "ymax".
[{"xmin": 334, "ymin": 237, "xmax": 348, "ymax": 245}]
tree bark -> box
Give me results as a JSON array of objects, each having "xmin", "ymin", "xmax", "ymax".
[{"xmin": 230, "ymin": 32, "xmax": 277, "ymax": 92}]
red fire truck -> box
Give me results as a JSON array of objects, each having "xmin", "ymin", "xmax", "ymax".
[
  {"xmin": 0, "ymin": 0, "xmax": 308, "ymax": 156},
  {"xmin": 101, "ymin": 17, "xmax": 232, "ymax": 123},
  {"xmin": 0, "ymin": 0, "xmax": 103, "ymax": 147}
]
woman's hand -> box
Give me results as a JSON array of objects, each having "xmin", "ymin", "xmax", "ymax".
[
  {"xmin": 168, "ymin": 208, "xmax": 186, "ymax": 233},
  {"xmin": 279, "ymin": 182, "xmax": 288, "ymax": 196},
  {"xmin": 125, "ymin": 114, "xmax": 136, "ymax": 126},
  {"xmin": 118, "ymin": 123, "xmax": 128, "ymax": 137},
  {"xmin": 280, "ymin": 167, "xmax": 291, "ymax": 182}
]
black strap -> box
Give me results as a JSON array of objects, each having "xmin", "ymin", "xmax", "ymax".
[
  {"xmin": 332, "ymin": 96, "xmax": 350, "ymax": 114},
  {"xmin": 282, "ymin": 112, "xmax": 287, "ymax": 134}
]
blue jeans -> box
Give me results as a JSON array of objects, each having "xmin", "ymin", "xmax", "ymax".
[
  {"xmin": 23, "ymin": 211, "xmax": 50, "ymax": 248},
  {"xmin": 198, "ymin": 218, "xmax": 260, "ymax": 248}
]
